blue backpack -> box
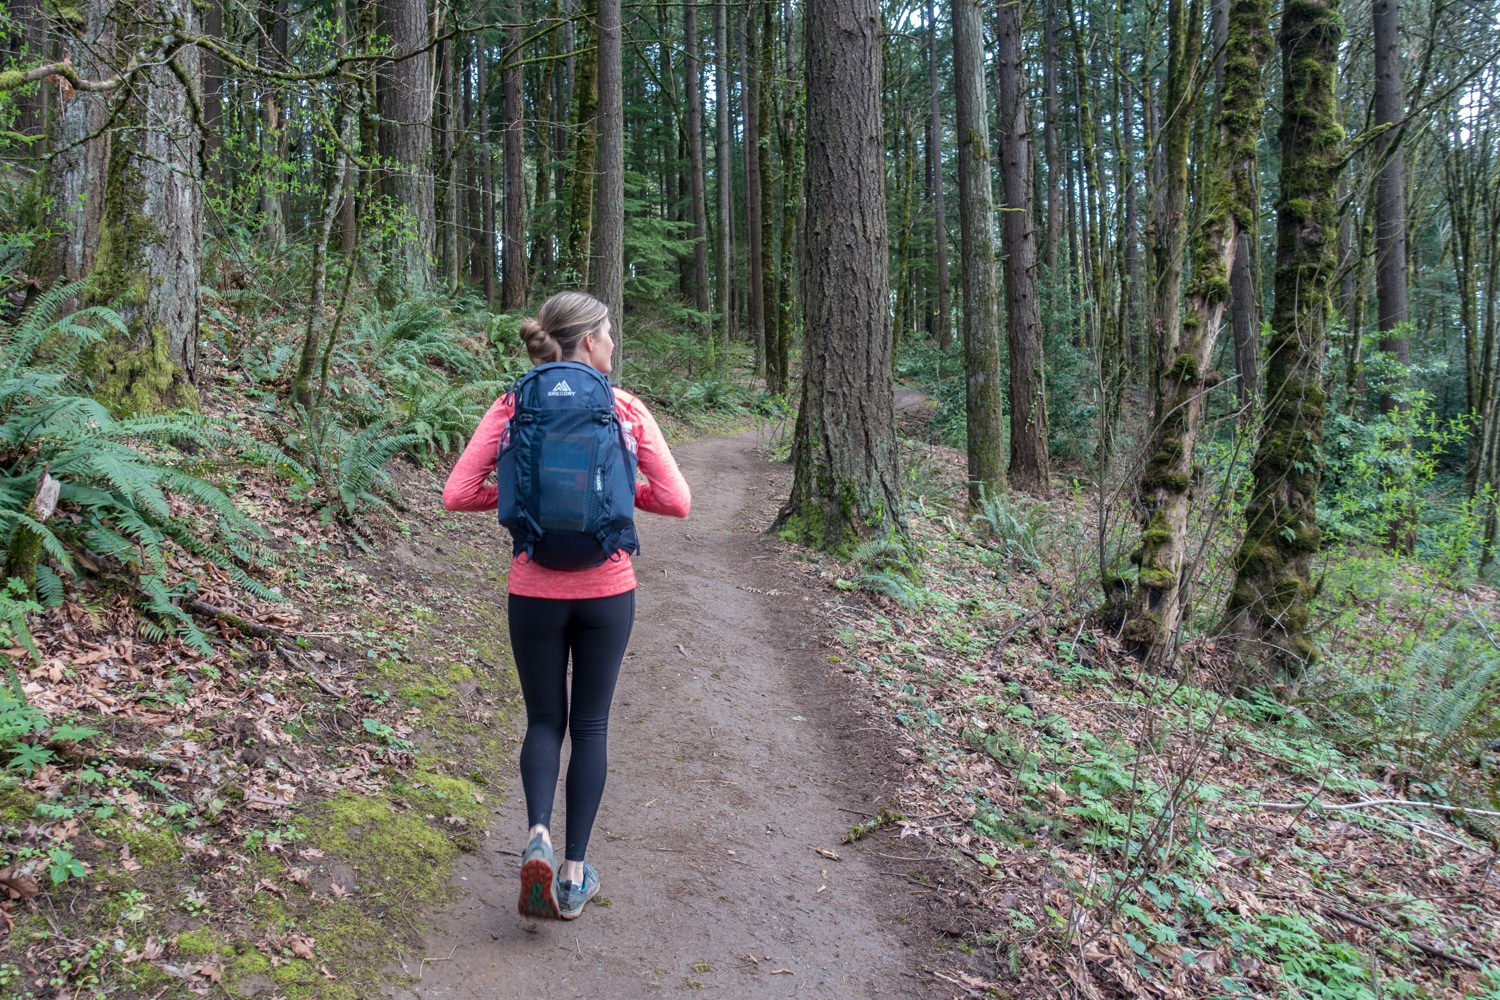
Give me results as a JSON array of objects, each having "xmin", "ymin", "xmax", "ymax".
[{"xmin": 496, "ymin": 361, "xmax": 640, "ymax": 570}]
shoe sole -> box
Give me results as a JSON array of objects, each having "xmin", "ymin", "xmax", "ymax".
[{"xmin": 518, "ymin": 857, "xmax": 560, "ymax": 919}]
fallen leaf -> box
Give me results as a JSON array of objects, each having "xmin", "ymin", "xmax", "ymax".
[{"xmin": 815, "ymin": 848, "xmax": 842, "ymax": 862}]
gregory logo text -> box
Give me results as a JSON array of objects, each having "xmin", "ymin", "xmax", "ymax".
[{"xmin": 547, "ymin": 380, "xmax": 575, "ymax": 396}]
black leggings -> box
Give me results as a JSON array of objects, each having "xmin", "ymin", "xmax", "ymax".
[{"xmin": 508, "ymin": 591, "xmax": 635, "ymax": 862}]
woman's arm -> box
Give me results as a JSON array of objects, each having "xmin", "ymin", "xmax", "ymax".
[
  {"xmin": 442, "ymin": 394, "xmax": 514, "ymax": 511},
  {"xmin": 622, "ymin": 394, "xmax": 691, "ymax": 518}
]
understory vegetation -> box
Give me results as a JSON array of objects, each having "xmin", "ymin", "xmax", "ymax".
[{"xmin": 803, "ymin": 390, "xmax": 1500, "ymax": 998}]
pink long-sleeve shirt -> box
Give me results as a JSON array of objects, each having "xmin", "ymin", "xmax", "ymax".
[{"xmin": 443, "ymin": 386, "xmax": 691, "ymax": 599}]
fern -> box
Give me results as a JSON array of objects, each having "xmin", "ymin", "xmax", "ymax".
[
  {"xmin": 0, "ymin": 266, "xmax": 276, "ymax": 653},
  {"xmin": 845, "ymin": 535, "xmax": 930, "ymax": 609},
  {"xmin": 972, "ymin": 487, "xmax": 1045, "ymax": 573},
  {"xmin": 1301, "ymin": 623, "xmax": 1500, "ymax": 788}
]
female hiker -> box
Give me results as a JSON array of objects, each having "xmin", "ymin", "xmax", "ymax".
[{"xmin": 442, "ymin": 291, "xmax": 691, "ymax": 920}]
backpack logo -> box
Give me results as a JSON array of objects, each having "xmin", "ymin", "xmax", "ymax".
[{"xmin": 547, "ymin": 379, "xmax": 575, "ymax": 396}]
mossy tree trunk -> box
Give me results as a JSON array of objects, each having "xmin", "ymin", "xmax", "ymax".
[
  {"xmin": 773, "ymin": 0, "xmax": 901, "ymax": 552},
  {"xmin": 88, "ymin": 0, "xmax": 203, "ymax": 412},
  {"xmin": 1144, "ymin": 0, "xmax": 1198, "ymax": 424},
  {"xmin": 951, "ymin": 0, "xmax": 1003, "ymax": 503},
  {"xmin": 1126, "ymin": 0, "xmax": 1268, "ymax": 662},
  {"xmin": 995, "ymin": 0, "xmax": 1049, "ymax": 494},
  {"xmin": 1220, "ymin": 0, "xmax": 1344, "ymax": 684}
]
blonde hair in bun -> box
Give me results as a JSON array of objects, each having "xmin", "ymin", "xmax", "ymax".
[{"xmin": 519, "ymin": 291, "xmax": 609, "ymax": 365}]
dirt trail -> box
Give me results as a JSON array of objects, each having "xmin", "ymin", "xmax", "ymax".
[{"xmin": 389, "ymin": 429, "xmax": 938, "ymax": 999}]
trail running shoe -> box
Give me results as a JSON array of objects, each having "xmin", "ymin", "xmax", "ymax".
[
  {"xmin": 555, "ymin": 862, "xmax": 600, "ymax": 920},
  {"xmin": 517, "ymin": 833, "xmax": 560, "ymax": 920}
]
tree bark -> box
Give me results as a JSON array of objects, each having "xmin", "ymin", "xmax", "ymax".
[
  {"xmin": 562, "ymin": 0, "xmax": 597, "ymax": 288},
  {"xmin": 759, "ymin": 0, "xmax": 783, "ymax": 391},
  {"xmin": 925, "ymin": 0, "xmax": 951, "ymax": 349},
  {"xmin": 684, "ymin": 2, "xmax": 712, "ymax": 316},
  {"xmin": 259, "ymin": 0, "xmax": 288, "ymax": 248},
  {"xmin": 774, "ymin": 0, "xmax": 801, "ymax": 395},
  {"xmin": 202, "ymin": 0, "xmax": 224, "ymax": 187},
  {"xmin": 595, "ymin": 0, "xmax": 624, "ymax": 372},
  {"xmin": 1221, "ymin": 0, "xmax": 1343, "ymax": 683},
  {"xmin": 1041, "ymin": 0, "xmax": 1062, "ymax": 283},
  {"xmin": 1373, "ymin": 0, "xmax": 1410, "ymax": 413},
  {"xmin": 30, "ymin": 0, "xmax": 111, "ymax": 292},
  {"xmin": 377, "ymin": 0, "xmax": 436, "ymax": 294},
  {"xmin": 502, "ymin": 18, "xmax": 528, "ymax": 309},
  {"xmin": 952, "ymin": 0, "xmax": 1004, "ymax": 501},
  {"xmin": 1126, "ymin": 0, "xmax": 1268, "ymax": 661},
  {"xmin": 741, "ymin": 2, "xmax": 766, "ymax": 372},
  {"xmin": 714, "ymin": 0, "xmax": 735, "ymax": 351},
  {"xmin": 475, "ymin": 37, "xmax": 497, "ymax": 303},
  {"xmin": 995, "ymin": 0, "xmax": 1050, "ymax": 493},
  {"xmin": 89, "ymin": 0, "xmax": 203, "ymax": 409},
  {"xmin": 774, "ymin": 0, "xmax": 901, "ymax": 550}
]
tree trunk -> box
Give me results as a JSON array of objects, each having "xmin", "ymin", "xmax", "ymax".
[
  {"xmin": 595, "ymin": 0, "xmax": 624, "ymax": 371},
  {"xmin": 202, "ymin": 0, "xmax": 224, "ymax": 187},
  {"xmin": 562, "ymin": 0, "xmax": 597, "ymax": 287},
  {"xmin": 1126, "ymin": 0, "xmax": 1268, "ymax": 661},
  {"xmin": 1146, "ymin": 0, "xmax": 1197, "ymax": 424},
  {"xmin": 89, "ymin": 0, "xmax": 203, "ymax": 410},
  {"xmin": 758, "ymin": 0, "xmax": 781, "ymax": 390},
  {"xmin": 775, "ymin": 0, "xmax": 801, "ymax": 396},
  {"xmin": 995, "ymin": 0, "xmax": 1050, "ymax": 493},
  {"xmin": 1041, "ymin": 0, "xmax": 1062, "ymax": 284},
  {"xmin": 1221, "ymin": 0, "xmax": 1343, "ymax": 683},
  {"xmin": 295, "ymin": 92, "xmax": 359, "ymax": 407},
  {"xmin": 377, "ymin": 0, "xmax": 436, "ymax": 294},
  {"xmin": 1373, "ymin": 0, "xmax": 1410, "ymax": 414},
  {"xmin": 476, "ymin": 38, "xmax": 498, "ymax": 304},
  {"xmin": 684, "ymin": 2, "xmax": 712, "ymax": 316},
  {"xmin": 503, "ymin": 18, "xmax": 528, "ymax": 309},
  {"xmin": 925, "ymin": 0, "xmax": 951, "ymax": 349},
  {"xmin": 29, "ymin": 0, "xmax": 111, "ymax": 292},
  {"xmin": 531, "ymin": 6, "xmax": 558, "ymax": 289},
  {"xmin": 1122, "ymin": 53, "xmax": 1142, "ymax": 370},
  {"xmin": 741, "ymin": 2, "xmax": 766, "ymax": 373},
  {"xmin": 259, "ymin": 0, "xmax": 288, "ymax": 248},
  {"xmin": 714, "ymin": 0, "xmax": 735, "ymax": 352},
  {"xmin": 774, "ymin": 0, "xmax": 901, "ymax": 550},
  {"xmin": 952, "ymin": 0, "xmax": 1004, "ymax": 501},
  {"xmin": 436, "ymin": 25, "xmax": 460, "ymax": 290},
  {"xmin": 339, "ymin": 0, "xmax": 360, "ymax": 256}
]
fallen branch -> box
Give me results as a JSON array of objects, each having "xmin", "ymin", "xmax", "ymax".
[
  {"xmin": 1254, "ymin": 798, "xmax": 1500, "ymax": 820},
  {"xmin": 842, "ymin": 807, "xmax": 905, "ymax": 844},
  {"xmin": 182, "ymin": 598, "xmax": 289, "ymax": 641},
  {"xmin": 1325, "ymin": 906, "xmax": 1483, "ymax": 971}
]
